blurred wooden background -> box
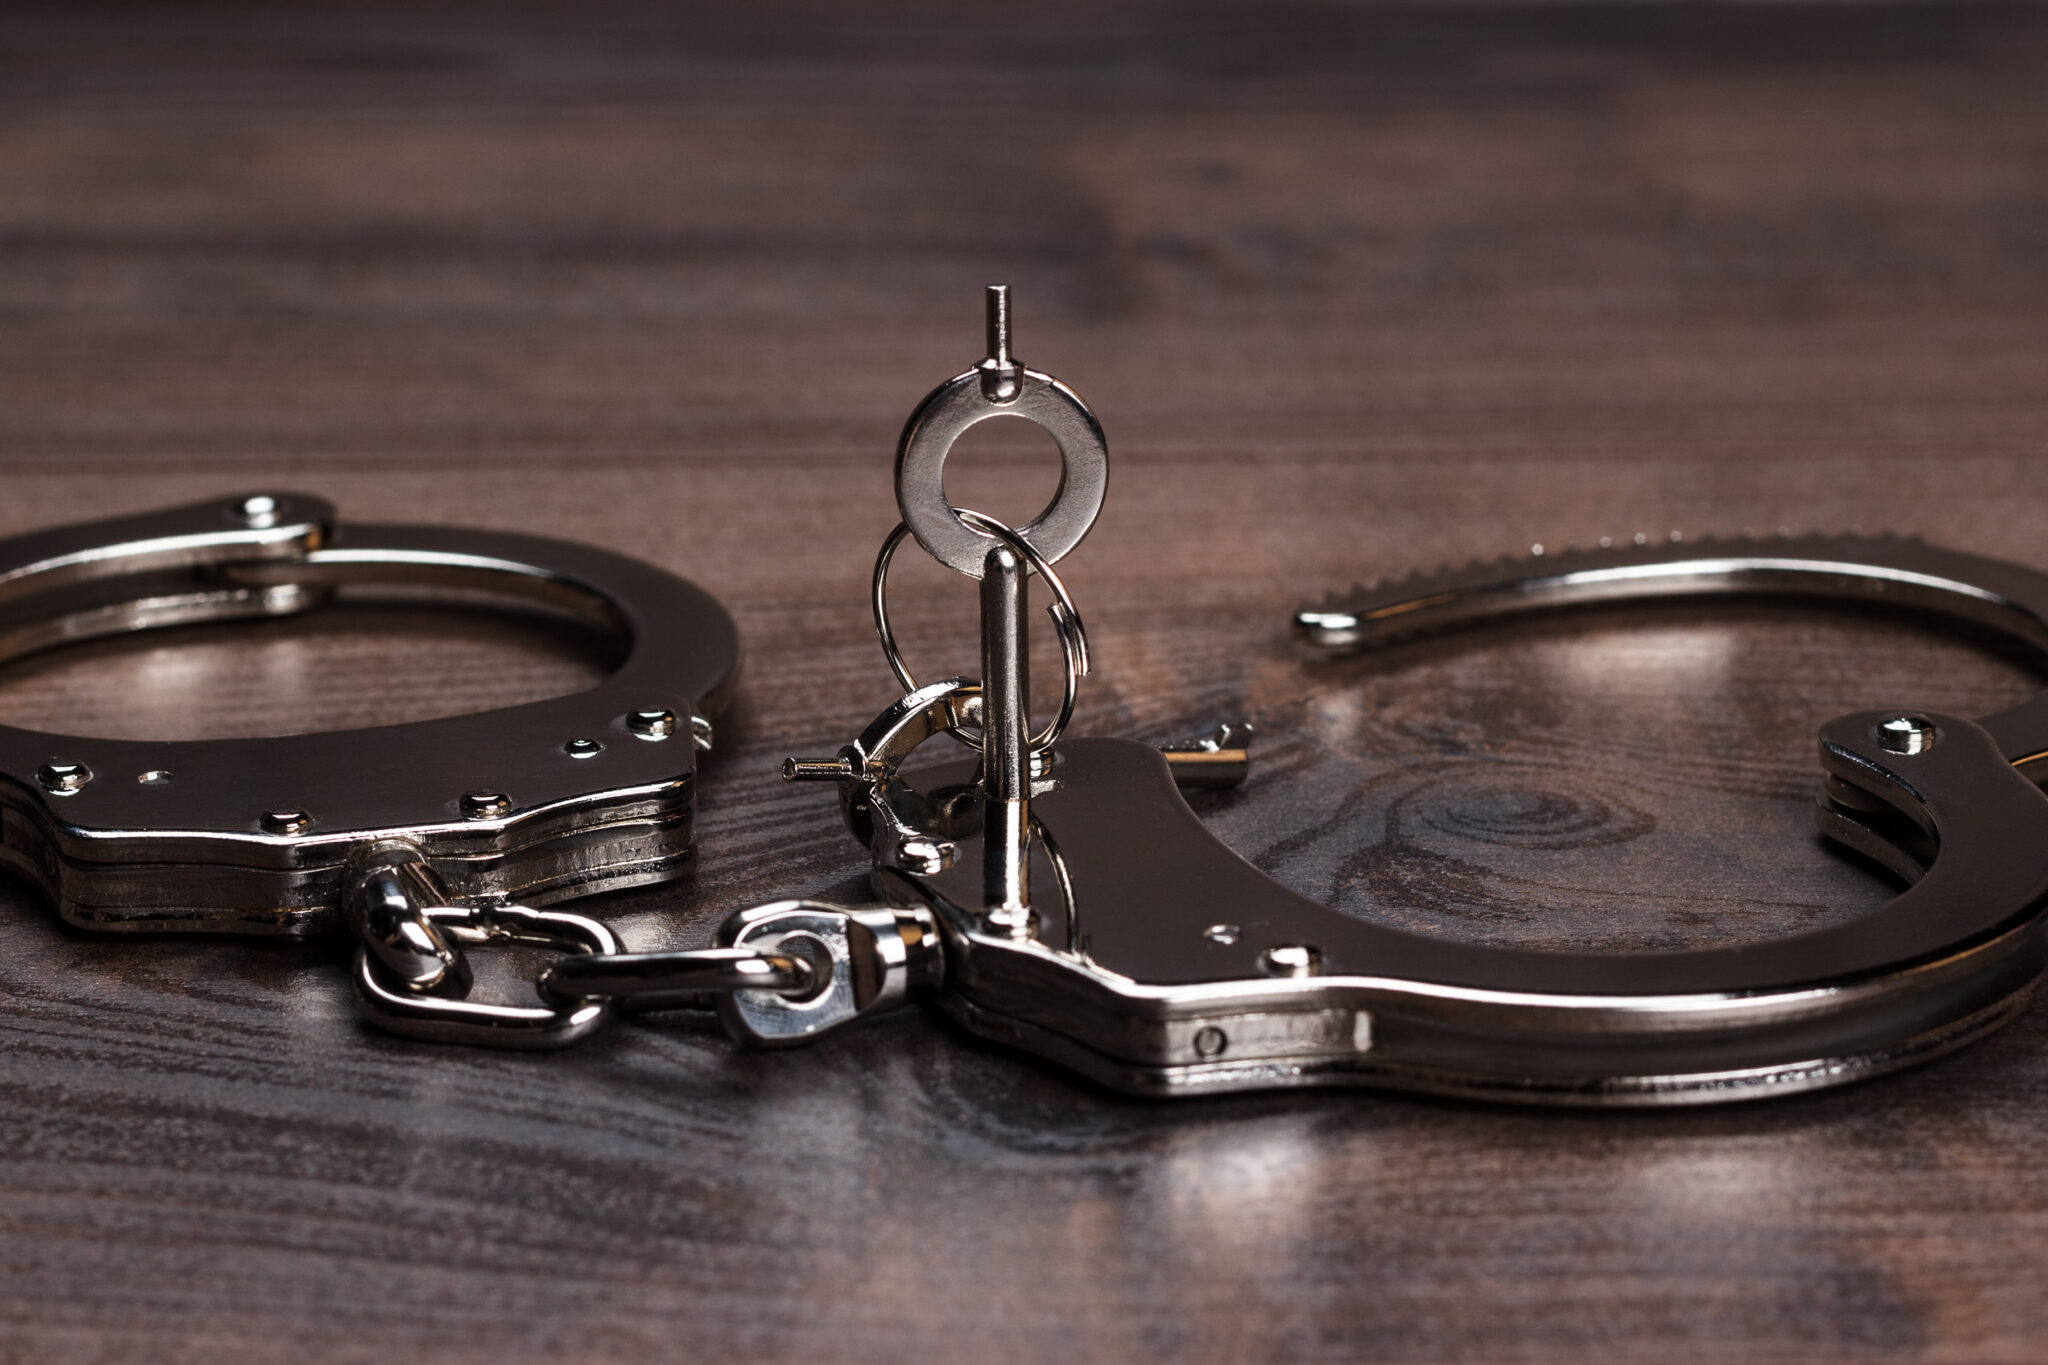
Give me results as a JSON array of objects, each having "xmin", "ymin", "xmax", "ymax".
[{"xmin": 2, "ymin": 3, "xmax": 2047, "ymax": 1360}]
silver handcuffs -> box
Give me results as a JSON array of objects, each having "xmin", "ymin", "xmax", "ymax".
[
  {"xmin": 679, "ymin": 291, "xmax": 2048, "ymax": 1105},
  {"xmin": 0, "ymin": 491, "xmax": 739, "ymax": 1045},
  {"xmin": 9, "ymin": 292, "xmax": 2048, "ymax": 1106},
  {"xmin": 723, "ymin": 532, "xmax": 2048, "ymax": 1105}
]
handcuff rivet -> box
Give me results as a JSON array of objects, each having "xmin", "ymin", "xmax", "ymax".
[
  {"xmin": 1203, "ymin": 923, "xmax": 1241, "ymax": 946},
  {"xmin": 564, "ymin": 738, "xmax": 603, "ymax": 759},
  {"xmin": 1193, "ymin": 1026, "xmax": 1229, "ymax": 1059},
  {"xmin": 234, "ymin": 494, "xmax": 281, "ymax": 528},
  {"xmin": 461, "ymin": 790, "xmax": 512, "ymax": 819},
  {"xmin": 260, "ymin": 808, "xmax": 312, "ymax": 834},
  {"xmin": 37, "ymin": 762, "xmax": 91, "ymax": 795},
  {"xmin": 896, "ymin": 838, "xmax": 956, "ymax": 875},
  {"xmin": 137, "ymin": 769, "xmax": 173, "ymax": 785},
  {"xmin": 1876, "ymin": 715, "xmax": 1939, "ymax": 755},
  {"xmin": 1260, "ymin": 944, "xmax": 1322, "ymax": 977},
  {"xmin": 626, "ymin": 708, "xmax": 677, "ymax": 740}
]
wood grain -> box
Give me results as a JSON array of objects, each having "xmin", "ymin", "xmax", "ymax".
[{"xmin": 1, "ymin": 4, "xmax": 2047, "ymax": 1362}]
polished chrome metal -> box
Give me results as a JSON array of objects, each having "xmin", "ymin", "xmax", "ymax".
[
  {"xmin": 717, "ymin": 299, "xmax": 2041, "ymax": 1104},
  {"xmin": 0, "ymin": 489, "xmax": 327, "ymax": 632},
  {"xmin": 897, "ymin": 837, "xmax": 957, "ymax": 875},
  {"xmin": 539, "ymin": 945, "xmax": 817, "ymax": 1011},
  {"xmin": 870, "ymin": 512, "xmax": 1088, "ymax": 754},
  {"xmin": 351, "ymin": 901, "xmax": 619, "ymax": 1049},
  {"xmin": 564, "ymin": 737, "xmax": 603, "ymax": 758},
  {"xmin": 712, "ymin": 901, "xmax": 942, "ymax": 1047},
  {"xmin": 980, "ymin": 542, "xmax": 1032, "ymax": 932},
  {"xmin": 861, "ymin": 722, "xmax": 2048, "ymax": 1104},
  {"xmin": 1157, "ymin": 722, "xmax": 1255, "ymax": 789},
  {"xmin": 784, "ymin": 754, "xmax": 862, "ymax": 782},
  {"xmin": 627, "ymin": 708, "xmax": 678, "ymax": 740},
  {"xmin": 893, "ymin": 286, "xmax": 1108, "ymax": 577},
  {"xmin": 37, "ymin": 762, "xmax": 91, "ymax": 795},
  {"xmin": 1291, "ymin": 530, "xmax": 2048, "ymax": 784},
  {"xmin": 979, "ymin": 284, "xmax": 1021, "ymax": 403},
  {"xmin": 0, "ymin": 493, "xmax": 741, "ymax": 937},
  {"xmin": 959, "ymin": 507, "xmax": 1089, "ymax": 745},
  {"xmin": 1296, "ymin": 530, "xmax": 2045, "ymax": 659},
  {"xmin": 979, "ymin": 544, "xmax": 1031, "ymax": 805},
  {"xmin": 1877, "ymin": 715, "xmax": 1939, "ymax": 754},
  {"xmin": 752, "ymin": 529, "xmax": 2048, "ymax": 1104},
  {"xmin": 234, "ymin": 494, "xmax": 282, "ymax": 528},
  {"xmin": 785, "ymin": 678, "xmax": 984, "ymax": 788},
  {"xmin": 690, "ymin": 712, "xmax": 715, "ymax": 752},
  {"xmin": 460, "ymin": 790, "xmax": 512, "ymax": 819},
  {"xmin": 1260, "ymin": 945, "xmax": 1323, "ymax": 977},
  {"xmin": 342, "ymin": 842, "xmax": 471, "ymax": 994}
]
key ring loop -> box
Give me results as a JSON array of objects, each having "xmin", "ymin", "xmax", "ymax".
[
  {"xmin": 871, "ymin": 509, "xmax": 1090, "ymax": 754},
  {"xmin": 892, "ymin": 301, "xmax": 1109, "ymax": 578}
]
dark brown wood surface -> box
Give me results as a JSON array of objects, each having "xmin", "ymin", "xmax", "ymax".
[{"xmin": 3, "ymin": 3, "xmax": 2048, "ymax": 1360}]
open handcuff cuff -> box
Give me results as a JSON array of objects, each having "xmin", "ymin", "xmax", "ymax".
[{"xmin": 9, "ymin": 289, "xmax": 2048, "ymax": 1105}]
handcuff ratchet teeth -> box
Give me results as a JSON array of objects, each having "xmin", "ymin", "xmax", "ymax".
[{"xmin": 0, "ymin": 491, "xmax": 740, "ymax": 1047}]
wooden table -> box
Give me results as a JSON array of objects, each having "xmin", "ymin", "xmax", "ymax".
[{"xmin": 3, "ymin": 4, "xmax": 2046, "ymax": 1359}]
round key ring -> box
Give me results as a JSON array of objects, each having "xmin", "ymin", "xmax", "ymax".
[
  {"xmin": 892, "ymin": 285, "xmax": 1109, "ymax": 579},
  {"xmin": 870, "ymin": 509, "xmax": 1090, "ymax": 754}
]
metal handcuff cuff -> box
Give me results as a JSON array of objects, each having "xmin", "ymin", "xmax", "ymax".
[
  {"xmin": 10, "ymin": 292, "xmax": 2048, "ymax": 1105},
  {"xmin": 0, "ymin": 493, "xmax": 740, "ymax": 1045},
  {"xmin": 552, "ymin": 287, "xmax": 2048, "ymax": 1105}
]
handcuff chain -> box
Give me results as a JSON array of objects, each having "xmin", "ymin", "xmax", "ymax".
[{"xmin": 343, "ymin": 843, "xmax": 829, "ymax": 1045}]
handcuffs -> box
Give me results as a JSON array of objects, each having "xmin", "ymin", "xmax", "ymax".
[
  {"xmin": 7, "ymin": 291, "xmax": 2048, "ymax": 1105},
  {"xmin": 0, "ymin": 492, "xmax": 738, "ymax": 1045}
]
